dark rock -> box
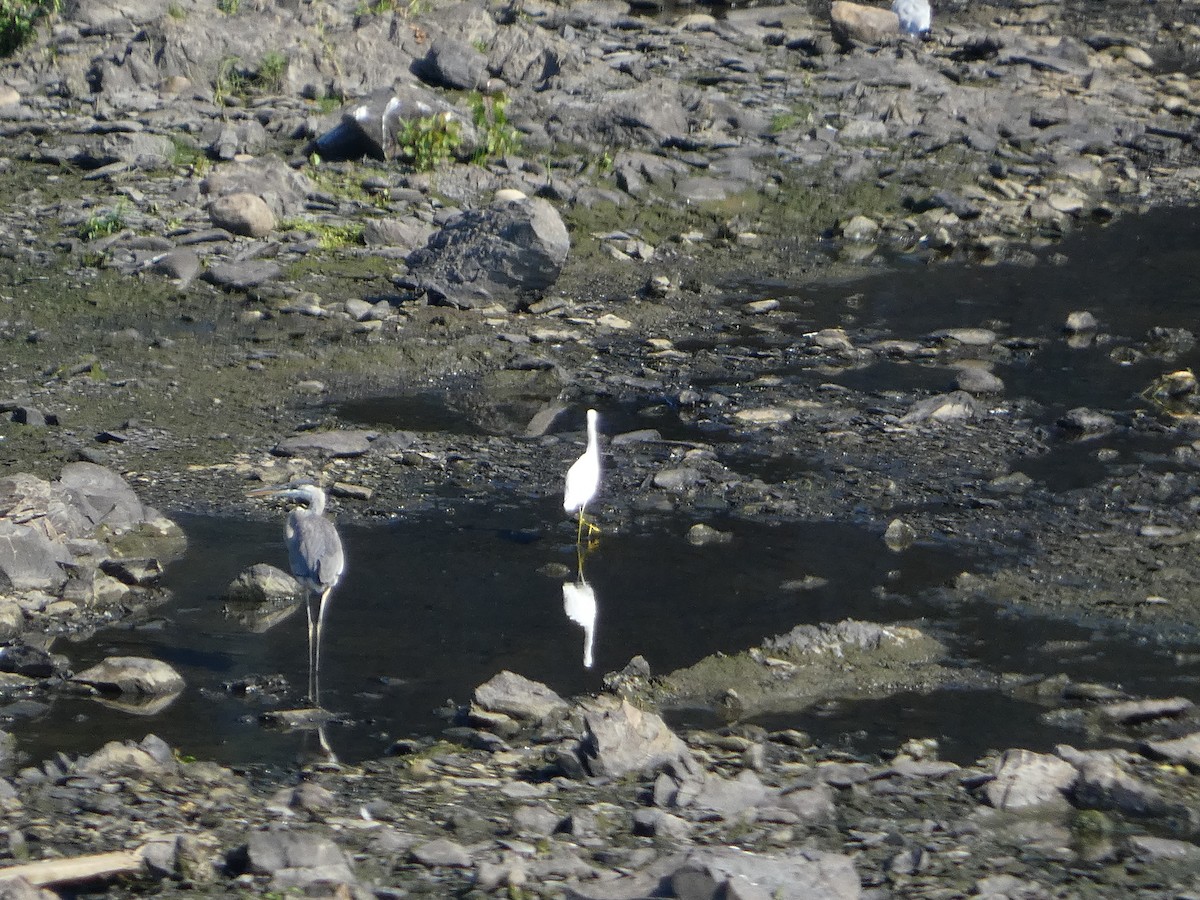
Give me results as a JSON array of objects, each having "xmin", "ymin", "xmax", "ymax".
[
  {"xmin": 405, "ymin": 196, "xmax": 570, "ymax": 310},
  {"xmin": 0, "ymin": 644, "xmax": 68, "ymax": 679}
]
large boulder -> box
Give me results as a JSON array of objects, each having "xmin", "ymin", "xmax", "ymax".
[
  {"xmin": 830, "ymin": 1, "xmax": 901, "ymax": 47},
  {"xmin": 404, "ymin": 196, "xmax": 570, "ymax": 310}
]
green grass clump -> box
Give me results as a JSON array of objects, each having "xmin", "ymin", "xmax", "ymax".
[
  {"xmin": 78, "ymin": 203, "xmax": 128, "ymax": 241},
  {"xmin": 0, "ymin": 0, "xmax": 59, "ymax": 56},
  {"xmin": 255, "ymin": 50, "xmax": 288, "ymax": 93}
]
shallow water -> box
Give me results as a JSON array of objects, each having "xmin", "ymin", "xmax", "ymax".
[
  {"xmin": 17, "ymin": 207, "xmax": 1200, "ymax": 772},
  {"xmin": 14, "ymin": 508, "xmax": 975, "ymax": 769}
]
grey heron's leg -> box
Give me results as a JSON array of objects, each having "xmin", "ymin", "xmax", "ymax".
[
  {"xmin": 313, "ymin": 585, "xmax": 333, "ymax": 710},
  {"xmin": 305, "ymin": 590, "xmax": 317, "ymax": 706}
]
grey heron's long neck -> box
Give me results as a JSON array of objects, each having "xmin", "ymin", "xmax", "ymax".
[{"xmin": 305, "ymin": 489, "xmax": 327, "ymax": 517}]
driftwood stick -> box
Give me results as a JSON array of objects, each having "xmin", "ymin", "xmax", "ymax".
[{"xmin": 0, "ymin": 848, "xmax": 145, "ymax": 887}]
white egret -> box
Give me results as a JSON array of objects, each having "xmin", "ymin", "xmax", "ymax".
[
  {"xmin": 563, "ymin": 409, "xmax": 602, "ymax": 543},
  {"xmin": 248, "ymin": 482, "xmax": 345, "ymax": 707},
  {"xmin": 892, "ymin": 0, "xmax": 931, "ymax": 35}
]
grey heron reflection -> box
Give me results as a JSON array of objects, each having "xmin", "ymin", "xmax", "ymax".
[
  {"xmin": 562, "ymin": 559, "xmax": 598, "ymax": 670},
  {"xmin": 247, "ymin": 482, "xmax": 345, "ymax": 709}
]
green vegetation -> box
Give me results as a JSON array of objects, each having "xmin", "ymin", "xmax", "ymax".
[
  {"xmin": 217, "ymin": 0, "xmax": 240, "ymax": 13},
  {"xmin": 278, "ymin": 217, "xmax": 365, "ymax": 250},
  {"xmin": 255, "ymin": 50, "xmax": 288, "ymax": 93},
  {"xmin": 0, "ymin": 0, "xmax": 59, "ymax": 56},
  {"xmin": 397, "ymin": 112, "xmax": 461, "ymax": 171},
  {"xmin": 78, "ymin": 203, "xmax": 127, "ymax": 242},
  {"xmin": 769, "ymin": 104, "xmax": 814, "ymax": 133},
  {"xmin": 468, "ymin": 92, "xmax": 520, "ymax": 163},
  {"xmin": 169, "ymin": 135, "xmax": 207, "ymax": 170},
  {"xmin": 213, "ymin": 55, "xmax": 247, "ymax": 106},
  {"xmin": 167, "ymin": 2, "xmax": 186, "ymax": 18},
  {"xmin": 356, "ymin": 0, "xmax": 422, "ymax": 14}
]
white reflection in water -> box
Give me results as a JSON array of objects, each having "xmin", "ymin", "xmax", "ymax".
[{"xmin": 562, "ymin": 574, "xmax": 598, "ymax": 669}]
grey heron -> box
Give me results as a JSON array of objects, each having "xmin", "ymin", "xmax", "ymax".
[
  {"xmin": 563, "ymin": 409, "xmax": 602, "ymax": 544},
  {"xmin": 248, "ymin": 482, "xmax": 345, "ymax": 707}
]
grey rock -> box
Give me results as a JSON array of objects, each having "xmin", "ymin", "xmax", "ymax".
[
  {"xmin": 1069, "ymin": 752, "xmax": 1174, "ymax": 818},
  {"xmin": 982, "ymin": 748, "xmax": 1076, "ymax": 810},
  {"xmin": 830, "ymin": 0, "xmax": 900, "ymax": 47},
  {"xmin": 72, "ymin": 656, "xmax": 186, "ymax": 695},
  {"xmin": 224, "ymin": 563, "xmax": 302, "ymax": 605},
  {"xmin": 0, "ymin": 600, "xmax": 23, "ymax": 640},
  {"xmin": 271, "ymin": 430, "xmax": 376, "ymax": 458},
  {"xmin": 419, "ymin": 38, "xmax": 489, "ymax": 90},
  {"xmin": 683, "ymin": 769, "xmax": 773, "ymax": 819},
  {"xmin": 572, "ymin": 695, "xmax": 693, "ymax": 778},
  {"xmin": 954, "ymin": 366, "xmax": 1005, "ymax": 394},
  {"xmin": 1142, "ymin": 731, "xmax": 1200, "ymax": 769},
  {"xmin": 245, "ymin": 829, "xmax": 355, "ymax": 884},
  {"xmin": 632, "ymin": 807, "xmax": 691, "ymax": 839},
  {"xmin": 778, "ymin": 784, "xmax": 837, "ymax": 824},
  {"xmin": 653, "ymin": 467, "xmax": 704, "ymax": 492},
  {"xmin": 151, "ymin": 249, "xmax": 202, "ymax": 284},
  {"xmin": 201, "ymin": 157, "xmax": 313, "ymax": 218},
  {"xmin": 201, "ymin": 260, "xmax": 283, "ymax": 291},
  {"xmin": 673, "ymin": 847, "xmax": 861, "ymax": 900},
  {"xmin": 58, "ymin": 462, "xmax": 149, "ymax": 533},
  {"xmin": 1127, "ymin": 835, "xmax": 1200, "ymax": 862},
  {"xmin": 207, "ymin": 193, "xmax": 276, "ymax": 239},
  {"xmin": 71, "ymin": 132, "xmax": 174, "ymax": 170},
  {"xmin": 0, "ymin": 876, "xmax": 58, "ymax": 899},
  {"xmin": 406, "ymin": 197, "xmax": 570, "ymax": 310},
  {"xmin": 511, "ymin": 802, "xmax": 567, "ymax": 836},
  {"xmin": 75, "ymin": 735, "xmax": 180, "ymax": 777},
  {"xmin": 0, "ymin": 521, "xmax": 68, "ymax": 592},
  {"xmin": 1098, "ymin": 697, "xmax": 1193, "ymax": 724},
  {"xmin": 1056, "ymin": 407, "xmax": 1115, "ymax": 435},
  {"xmin": 474, "ymin": 670, "xmax": 568, "ymax": 722},
  {"xmin": 0, "ymin": 644, "xmax": 68, "ymax": 678},
  {"xmin": 900, "ymin": 391, "xmax": 981, "ymax": 425},
  {"xmin": 411, "ymin": 837, "xmax": 472, "ymax": 867}
]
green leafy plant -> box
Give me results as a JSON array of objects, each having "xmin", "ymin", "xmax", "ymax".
[
  {"xmin": 255, "ymin": 50, "xmax": 288, "ymax": 93},
  {"xmin": 0, "ymin": 0, "xmax": 59, "ymax": 56},
  {"xmin": 214, "ymin": 55, "xmax": 247, "ymax": 105},
  {"xmin": 468, "ymin": 92, "xmax": 520, "ymax": 163},
  {"xmin": 397, "ymin": 112, "xmax": 461, "ymax": 172},
  {"xmin": 78, "ymin": 202, "xmax": 128, "ymax": 241},
  {"xmin": 217, "ymin": 0, "xmax": 240, "ymax": 13}
]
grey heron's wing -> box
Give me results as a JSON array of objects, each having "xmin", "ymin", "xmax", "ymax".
[{"xmin": 287, "ymin": 512, "xmax": 346, "ymax": 592}]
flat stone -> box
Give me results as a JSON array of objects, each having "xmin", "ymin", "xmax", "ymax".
[
  {"xmin": 72, "ymin": 656, "xmax": 185, "ymax": 695},
  {"xmin": 271, "ymin": 431, "xmax": 375, "ymax": 458}
]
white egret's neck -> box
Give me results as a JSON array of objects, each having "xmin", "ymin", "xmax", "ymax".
[{"xmin": 585, "ymin": 410, "xmax": 599, "ymax": 452}]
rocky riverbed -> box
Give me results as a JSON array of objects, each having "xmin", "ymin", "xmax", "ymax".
[{"xmin": 2, "ymin": 0, "xmax": 1200, "ymax": 896}]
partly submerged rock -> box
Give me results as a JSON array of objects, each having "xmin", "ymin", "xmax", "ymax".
[{"xmin": 73, "ymin": 656, "xmax": 186, "ymax": 696}]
